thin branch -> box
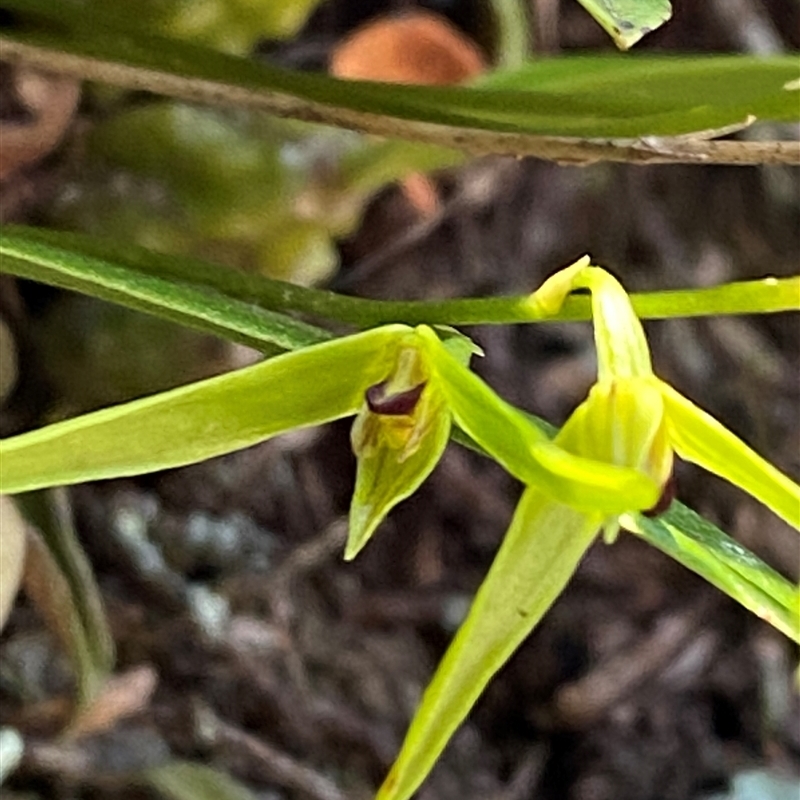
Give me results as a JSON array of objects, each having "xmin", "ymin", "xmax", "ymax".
[{"xmin": 1, "ymin": 38, "xmax": 798, "ymax": 167}]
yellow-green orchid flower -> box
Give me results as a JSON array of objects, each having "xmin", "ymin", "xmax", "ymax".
[
  {"xmin": 376, "ymin": 260, "xmax": 800, "ymax": 800},
  {"xmin": 532, "ymin": 259, "xmax": 800, "ymax": 532}
]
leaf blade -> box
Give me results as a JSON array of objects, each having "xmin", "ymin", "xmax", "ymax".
[
  {"xmin": 0, "ymin": 228, "xmax": 328, "ymax": 352},
  {"xmin": 575, "ymin": 0, "xmax": 672, "ymax": 50},
  {"xmin": 0, "ymin": 2, "xmax": 796, "ymax": 140},
  {"xmin": 629, "ymin": 504, "xmax": 799, "ymax": 643},
  {"xmin": 17, "ymin": 490, "xmax": 115, "ymax": 704}
]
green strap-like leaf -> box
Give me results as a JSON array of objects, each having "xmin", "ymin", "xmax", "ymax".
[
  {"xmin": 0, "ymin": 228, "xmax": 328, "ymax": 352},
  {"xmin": 628, "ymin": 504, "xmax": 799, "ymax": 643},
  {"xmin": 660, "ymin": 382, "xmax": 800, "ymax": 530},
  {"xmin": 377, "ymin": 490, "xmax": 602, "ymax": 800},
  {"xmin": 0, "ymin": 1, "xmax": 797, "ymax": 140},
  {"xmin": 0, "ymin": 326, "xmax": 409, "ymax": 494}
]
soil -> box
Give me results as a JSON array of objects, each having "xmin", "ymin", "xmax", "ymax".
[{"xmin": 1, "ymin": 1, "xmax": 798, "ymax": 799}]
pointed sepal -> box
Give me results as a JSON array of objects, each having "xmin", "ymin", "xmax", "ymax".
[
  {"xmin": 660, "ymin": 381, "xmax": 800, "ymax": 528},
  {"xmin": 376, "ymin": 489, "xmax": 602, "ymax": 800},
  {"xmin": 347, "ymin": 338, "xmax": 451, "ymax": 559}
]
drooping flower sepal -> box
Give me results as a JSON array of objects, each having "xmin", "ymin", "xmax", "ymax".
[{"xmin": 347, "ymin": 336, "xmax": 452, "ymax": 560}]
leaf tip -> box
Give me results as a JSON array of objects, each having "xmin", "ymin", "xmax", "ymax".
[{"xmin": 344, "ymin": 508, "xmax": 377, "ymax": 561}]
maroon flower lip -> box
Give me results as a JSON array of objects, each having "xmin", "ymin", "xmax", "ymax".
[
  {"xmin": 642, "ymin": 472, "xmax": 677, "ymax": 518},
  {"xmin": 366, "ymin": 381, "xmax": 427, "ymax": 415}
]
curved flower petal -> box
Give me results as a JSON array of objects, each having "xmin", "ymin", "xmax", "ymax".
[
  {"xmin": 556, "ymin": 378, "xmax": 672, "ymax": 489},
  {"xmin": 660, "ymin": 381, "xmax": 800, "ymax": 529},
  {"xmin": 530, "ymin": 261, "xmax": 652, "ymax": 380},
  {"xmin": 417, "ymin": 325, "xmax": 659, "ymax": 513}
]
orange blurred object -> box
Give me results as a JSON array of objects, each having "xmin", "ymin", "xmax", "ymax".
[
  {"xmin": 331, "ymin": 11, "xmax": 486, "ymax": 217},
  {"xmin": 330, "ymin": 10, "xmax": 486, "ymax": 85},
  {"xmin": 0, "ymin": 67, "xmax": 80, "ymax": 182}
]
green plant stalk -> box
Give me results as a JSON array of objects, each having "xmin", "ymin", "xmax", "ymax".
[
  {"xmin": 489, "ymin": 0, "xmax": 529, "ymax": 69},
  {"xmin": 1, "ymin": 228, "xmax": 797, "ymax": 337}
]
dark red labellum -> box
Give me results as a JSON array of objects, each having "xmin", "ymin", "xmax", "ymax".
[
  {"xmin": 366, "ymin": 381, "xmax": 426, "ymax": 415},
  {"xmin": 642, "ymin": 472, "xmax": 677, "ymax": 518}
]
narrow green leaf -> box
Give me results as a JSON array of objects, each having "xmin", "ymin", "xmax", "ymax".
[
  {"xmin": 0, "ymin": 326, "xmax": 409, "ymax": 494},
  {"xmin": 15, "ymin": 490, "xmax": 114, "ymax": 703},
  {"xmin": 657, "ymin": 503, "xmax": 796, "ymax": 612},
  {"xmin": 377, "ymin": 490, "xmax": 601, "ymax": 800},
  {"xmin": 0, "ymin": 1, "xmax": 796, "ymax": 140},
  {"xmin": 628, "ymin": 504, "xmax": 799, "ymax": 643},
  {"xmin": 418, "ymin": 327, "xmax": 659, "ymax": 513},
  {"xmin": 0, "ymin": 224, "xmax": 345, "ymax": 334},
  {"xmin": 574, "ymin": 0, "xmax": 671, "ymax": 50},
  {"xmin": 660, "ymin": 382, "xmax": 800, "ymax": 529},
  {"xmin": 0, "ymin": 228, "xmax": 329, "ymax": 353}
]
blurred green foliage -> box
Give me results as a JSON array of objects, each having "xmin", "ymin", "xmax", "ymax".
[
  {"xmin": 57, "ymin": 102, "xmax": 458, "ymax": 285},
  {"xmin": 72, "ymin": 0, "xmax": 326, "ymax": 54}
]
